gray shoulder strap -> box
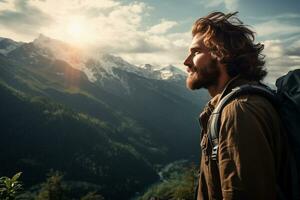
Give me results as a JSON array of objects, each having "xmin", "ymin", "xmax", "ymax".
[{"xmin": 209, "ymin": 84, "xmax": 276, "ymax": 160}]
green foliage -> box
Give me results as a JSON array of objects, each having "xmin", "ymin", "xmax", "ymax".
[
  {"xmin": 35, "ymin": 171, "xmax": 66, "ymax": 200},
  {"xmin": 139, "ymin": 166, "xmax": 197, "ymax": 200},
  {"xmin": 0, "ymin": 83, "xmax": 158, "ymax": 199},
  {"xmin": 80, "ymin": 192, "xmax": 105, "ymax": 200},
  {"xmin": 0, "ymin": 172, "xmax": 23, "ymax": 200},
  {"xmin": 0, "ymin": 38, "xmax": 208, "ymax": 200},
  {"xmin": 35, "ymin": 171, "xmax": 106, "ymax": 200}
]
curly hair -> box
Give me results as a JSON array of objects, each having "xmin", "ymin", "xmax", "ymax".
[{"xmin": 192, "ymin": 12, "xmax": 267, "ymax": 81}]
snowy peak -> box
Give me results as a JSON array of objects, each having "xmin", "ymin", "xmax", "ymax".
[
  {"xmin": 139, "ymin": 64, "xmax": 186, "ymax": 80},
  {"xmin": 99, "ymin": 54, "xmax": 141, "ymax": 73},
  {"xmin": 160, "ymin": 65, "xmax": 185, "ymax": 74},
  {"xmin": 1, "ymin": 34, "xmax": 186, "ymax": 82},
  {"xmin": 159, "ymin": 65, "xmax": 185, "ymax": 76},
  {"xmin": 101, "ymin": 54, "xmax": 132, "ymax": 67},
  {"xmin": 33, "ymin": 35, "xmax": 186, "ymax": 81},
  {"xmin": 30, "ymin": 34, "xmax": 96, "ymax": 81},
  {"xmin": 31, "ymin": 35, "xmax": 143, "ymax": 81},
  {"xmin": 158, "ymin": 65, "xmax": 186, "ymax": 80},
  {"xmin": 147, "ymin": 65, "xmax": 186, "ymax": 81},
  {"xmin": 33, "ymin": 34, "xmax": 82, "ymax": 66},
  {"xmin": 140, "ymin": 64, "xmax": 156, "ymax": 71},
  {"xmin": 33, "ymin": 34, "xmax": 70, "ymax": 51}
]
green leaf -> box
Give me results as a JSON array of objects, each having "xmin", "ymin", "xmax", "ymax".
[
  {"xmin": 4, "ymin": 179, "xmax": 11, "ymax": 188},
  {"xmin": 12, "ymin": 172, "xmax": 22, "ymax": 182}
]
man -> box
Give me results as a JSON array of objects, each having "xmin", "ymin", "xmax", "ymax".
[{"xmin": 184, "ymin": 12, "xmax": 292, "ymax": 200}]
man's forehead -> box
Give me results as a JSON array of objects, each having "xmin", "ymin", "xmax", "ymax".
[{"xmin": 189, "ymin": 33, "xmax": 205, "ymax": 49}]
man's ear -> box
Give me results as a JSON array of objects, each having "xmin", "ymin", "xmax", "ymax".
[{"xmin": 210, "ymin": 52, "xmax": 223, "ymax": 61}]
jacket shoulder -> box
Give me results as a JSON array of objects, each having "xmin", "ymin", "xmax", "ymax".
[{"xmin": 221, "ymin": 94, "xmax": 277, "ymax": 116}]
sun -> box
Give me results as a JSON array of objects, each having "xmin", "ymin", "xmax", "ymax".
[
  {"xmin": 57, "ymin": 16, "xmax": 95, "ymax": 46},
  {"xmin": 67, "ymin": 22, "xmax": 83, "ymax": 39}
]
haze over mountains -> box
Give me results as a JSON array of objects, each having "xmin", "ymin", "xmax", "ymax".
[{"xmin": 0, "ymin": 34, "xmax": 208, "ymax": 199}]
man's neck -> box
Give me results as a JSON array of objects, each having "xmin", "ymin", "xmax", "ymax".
[{"xmin": 207, "ymin": 71, "xmax": 231, "ymax": 97}]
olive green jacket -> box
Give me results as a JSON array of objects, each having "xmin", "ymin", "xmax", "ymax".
[{"xmin": 197, "ymin": 77, "xmax": 291, "ymax": 200}]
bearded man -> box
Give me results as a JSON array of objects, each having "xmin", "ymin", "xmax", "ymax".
[{"xmin": 184, "ymin": 12, "xmax": 292, "ymax": 200}]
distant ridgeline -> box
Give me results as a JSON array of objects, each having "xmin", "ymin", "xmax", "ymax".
[{"xmin": 0, "ymin": 35, "xmax": 208, "ymax": 199}]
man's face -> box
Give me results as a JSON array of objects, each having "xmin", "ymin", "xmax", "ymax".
[{"xmin": 184, "ymin": 33, "xmax": 220, "ymax": 90}]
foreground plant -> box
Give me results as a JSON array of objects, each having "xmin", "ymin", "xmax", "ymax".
[{"xmin": 0, "ymin": 172, "xmax": 23, "ymax": 200}]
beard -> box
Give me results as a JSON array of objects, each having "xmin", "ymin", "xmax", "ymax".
[{"xmin": 186, "ymin": 58, "xmax": 220, "ymax": 90}]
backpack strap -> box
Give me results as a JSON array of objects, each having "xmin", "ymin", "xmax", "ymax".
[{"xmin": 208, "ymin": 84, "xmax": 277, "ymax": 160}]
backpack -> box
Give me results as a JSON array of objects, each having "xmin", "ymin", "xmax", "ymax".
[{"xmin": 208, "ymin": 69, "xmax": 300, "ymax": 200}]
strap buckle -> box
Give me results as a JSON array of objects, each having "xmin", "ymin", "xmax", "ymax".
[{"xmin": 211, "ymin": 145, "xmax": 218, "ymax": 160}]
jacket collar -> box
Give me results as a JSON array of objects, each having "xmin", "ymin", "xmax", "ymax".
[
  {"xmin": 199, "ymin": 76, "xmax": 258, "ymax": 130},
  {"xmin": 210, "ymin": 76, "xmax": 258, "ymax": 109}
]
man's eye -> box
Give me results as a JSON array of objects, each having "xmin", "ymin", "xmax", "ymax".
[{"xmin": 194, "ymin": 51, "xmax": 201, "ymax": 55}]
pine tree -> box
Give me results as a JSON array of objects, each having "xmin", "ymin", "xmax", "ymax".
[{"xmin": 35, "ymin": 171, "xmax": 66, "ymax": 200}]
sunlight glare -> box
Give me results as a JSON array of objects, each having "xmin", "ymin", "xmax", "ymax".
[{"xmin": 67, "ymin": 22, "xmax": 83, "ymax": 39}]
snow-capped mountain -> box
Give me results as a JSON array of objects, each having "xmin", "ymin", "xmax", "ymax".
[
  {"xmin": 30, "ymin": 34, "xmax": 161, "ymax": 82},
  {"xmin": 140, "ymin": 63, "xmax": 157, "ymax": 71},
  {"xmin": 139, "ymin": 63, "xmax": 186, "ymax": 81},
  {"xmin": 1, "ymin": 35, "xmax": 186, "ymax": 83},
  {"xmin": 32, "ymin": 34, "xmax": 81, "ymax": 64},
  {"xmin": 0, "ymin": 35, "xmax": 209, "ymax": 200},
  {"xmin": 156, "ymin": 65, "xmax": 186, "ymax": 80}
]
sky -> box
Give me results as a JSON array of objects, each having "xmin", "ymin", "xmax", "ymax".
[{"xmin": 0, "ymin": 0, "xmax": 300, "ymax": 83}]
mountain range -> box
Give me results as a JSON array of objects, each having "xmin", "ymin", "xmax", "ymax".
[{"xmin": 0, "ymin": 34, "xmax": 209, "ymax": 199}]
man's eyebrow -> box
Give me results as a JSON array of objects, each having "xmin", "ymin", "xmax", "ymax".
[{"xmin": 190, "ymin": 47, "xmax": 203, "ymax": 52}]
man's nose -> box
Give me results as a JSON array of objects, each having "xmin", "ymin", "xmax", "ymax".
[{"xmin": 184, "ymin": 55, "xmax": 192, "ymax": 67}]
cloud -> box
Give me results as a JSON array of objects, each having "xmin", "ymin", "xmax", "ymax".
[
  {"xmin": 119, "ymin": 31, "xmax": 191, "ymax": 67},
  {"xmin": 0, "ymin": 0, "xmax": 192, "ymax": 68},
  {"xmin": 248, "ymin": 13, "xmax": 300, "ymax": 21},
  {"xmin": 254, "ymin": 20, "xmax": 300, "ymax": 37},
  {"xmin": 148, "ymin": 20, "xmax": 178, "ymax": 34},
  {"xmin": 285, "ymin": 39, "xmax": 300, "ymax": 56},
  {"xmin": 224, "ymin": 0, "xmax": 238, "ymax": 11},
  {"xmin": 263, "ymin": 40, "xmax": 284, "ymax": 59},
  {"xmin": 202, "ymin": 0, "xmax": 223, "ymax": 7},
  {"xmin": 0, "ymin": 0, "xmax": 53, "ymax": 35},
  {"xmin": 252, "ymin": 17, "xmax": 300, "ymax": 82},
  {"xmin": 199, "ymin": 0, "xmax": 239, "ymax": 11},
  {"xmin": 264, "ymin": 39, "xmax": 300, "ymax": 67},
  {"xmin": 262, "ymin": 39, "xmax": 300, "ymax": 83}
]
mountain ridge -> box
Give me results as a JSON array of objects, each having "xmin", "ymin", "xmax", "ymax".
[
  {"xmin": 1, "ymin": 35, "xmax": 187, "ymax": 83},
  {"xmin": 0, "ymin": 34, "xmax": 209, "ymax": 199}
]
